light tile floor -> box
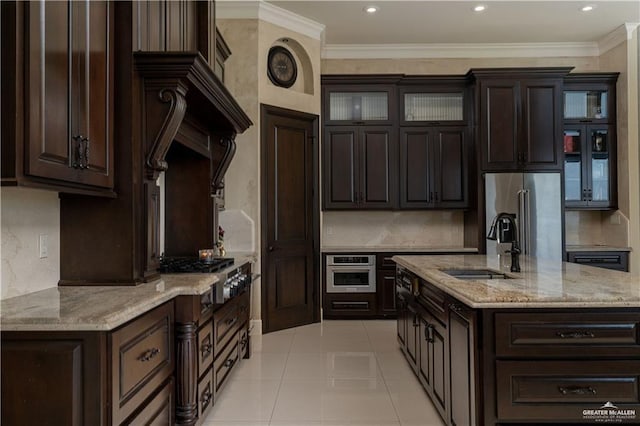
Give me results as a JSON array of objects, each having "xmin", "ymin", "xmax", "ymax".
[{"xmin": 203, "ymin": 320, "xmax": 445, "ymax": 426}]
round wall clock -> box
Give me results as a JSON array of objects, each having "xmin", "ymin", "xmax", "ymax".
[{"xmin": 267, "ymin": 46, "xmax": 297, "ymax": 88}]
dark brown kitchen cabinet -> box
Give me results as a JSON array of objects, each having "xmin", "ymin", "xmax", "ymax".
[
  {"xmin": 1, "ymin": 301, "xmax": 175, "ymax": 426},
  {"xmin": 566, "ymin": 250, "xmax": 629, "ymax": 272},
  {"xmin": 399, "ymin": 127, "xmax": 467, "ymax": 208},
  {"xmin": 419, "ymin": 309, "xmax": 448, "ymax": 420},
  {"xmin": 563, "ymin": 73, "xmax": 619, "ymax": 210},
  {"xmin": 323, "ymin": 125, "xmax": 397, "ymax": 209},
  {"xmin": 1, "ymin": 1, "xmax": 114, "ymax": 194},
  {"xmin": 472, "ymin": 68, "xmax": 571, "ymax": 172},
  {"xmin": 377, "ymin": 254, "xmax": 397, "ymax": 317},
  {"xmin": 564, "ymin": 124, "xmax": 617, "ymax": 209},
  {"xmin": 448, "ymin": 303, "xmax": 477, "ymax": 426}
]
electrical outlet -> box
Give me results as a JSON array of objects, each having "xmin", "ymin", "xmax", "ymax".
[
  {"xmin": 39, "ymin": 234, "xmax": 48, "ymax": 258},
  {"xmin": 326, "ymin": 226, "xmax": 333, "ymax": 235}
]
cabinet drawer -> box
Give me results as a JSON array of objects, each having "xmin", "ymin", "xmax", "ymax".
[
  {"xmin": 197, "ymin": 369, "xmax": 214, "ymax": 420},
  {"xmin": 198, "ymin": 322, "xmax": 214, "ymax": 376},
  {"xmin": 213, "ymin": 300, "xmax": 238, "ymax": 353},
  {"xmin": 417, "ymin": 280, "xmax": 447, "ymax": 323},
  {"xmin": 495, "ymin": 312, "xmax": 640, "ymax": 357},
  {"xmin": 122, "ymin": 378, "xmax": 173, "ymax": 426},
  {"xmin": 111, "ymin": 302, "xmax": 174, "ymax": 425},
  {"xmin": 496, "ymin": 360, "xmax": 640, "ymax": 421},
  {"xmin": 567, "ymin": 251, "xmax": 629, "ymax": 272},
  {"xmin": 214, "ymin": 340, "xmax": 239, "ymax": 395}
]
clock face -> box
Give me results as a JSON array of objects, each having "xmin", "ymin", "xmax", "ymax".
[{"xmin": 267, "ymin": 46, "xmax": 297, "ymax": 88}]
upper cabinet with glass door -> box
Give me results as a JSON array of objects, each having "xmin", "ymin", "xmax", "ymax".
[
  {"xmin": 563, "ymin": 73, "xmax": 619, "ymax": 209},
  {"xmin": 398, "ymin": 77, "xmax": 468, "ymax": 125},
  {"xmin": 322, "ymin": 75, "xmax": 400, "ymax": 125},
  {"xmin": 563, "ymin": 73, "xmax": 617, "ymax": 124}
]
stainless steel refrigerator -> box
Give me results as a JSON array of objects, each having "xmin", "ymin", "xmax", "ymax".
[{"xmin": 485, "ymin": 173, "xmax": 563, "ymax": 260}]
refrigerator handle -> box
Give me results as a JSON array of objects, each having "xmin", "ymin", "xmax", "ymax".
[
  {"xmin": 517, "ymin": 190, "xmax": 527, "ymax": 255},
  {"xmin": 524, "ymin": 189, "xmax": 532, "ymax": 255}
]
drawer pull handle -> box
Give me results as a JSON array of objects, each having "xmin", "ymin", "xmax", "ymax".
[
  {"xmin": 556, "ymin": 331, "xmax": 595, "ymax": 339},
  {"xmin": 225, "ymin": 317, "xmax": 237, "ymax": 326},
  {"xmin": 138, "ymin": 347, "xmax": 160, "ymax": 362},
  {"xmin": 224, "ymin": 358, "xmax": 235, "ymax": 368},
  {"xmin": 201, "ymin": 343, "xmax": 213, "ymax": 355},
  {"xmin": 201, "ymin": 388, "xmax": 212, "ymax": 405},
  {"xmin": 558, "ymin": 385, "xmax": 597, "ymax": 396}
]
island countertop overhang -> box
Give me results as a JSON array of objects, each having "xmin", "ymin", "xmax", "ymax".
[{"xmin": 392, "ymin": 254, "xmax": 640, "ymax": 309}]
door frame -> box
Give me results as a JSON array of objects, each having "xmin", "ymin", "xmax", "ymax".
[{"xmin": 260, "ymin": 103, "xmax": 320, "ymax": 333}]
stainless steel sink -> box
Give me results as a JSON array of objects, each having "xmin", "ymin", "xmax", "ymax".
[{"xmin": 441, "ymin": 268, "xmax": 512, "ymax": 280}]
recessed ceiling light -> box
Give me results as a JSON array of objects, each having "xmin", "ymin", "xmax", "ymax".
[
  {"xmin": 364, "ymin": 6, "xmax": 379, "ymax": 14},
  {"xmin": 474, "ymin": 5, "xmax": 486, "ymax": 12},
  {"xmin": 582, "ymin": 5, "xmax": 594, "ymax": 12}
]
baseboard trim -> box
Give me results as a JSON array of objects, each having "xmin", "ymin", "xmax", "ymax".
[{"xmin": 249, "ymin": 319, "xmax": 262, "ymax": 336}]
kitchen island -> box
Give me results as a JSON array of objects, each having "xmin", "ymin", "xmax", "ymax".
[{"xmin": 392, "ymin": 254, "xmax": 640, "ymax": 426}]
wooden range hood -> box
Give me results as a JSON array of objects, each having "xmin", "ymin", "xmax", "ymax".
[{"xmin": 60, "ymin": 52, "xmax": 251, "ymax": 285}]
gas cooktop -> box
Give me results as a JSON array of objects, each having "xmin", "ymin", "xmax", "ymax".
[{"xmin": 158, "ymin": 256, "xmax": 234, "ymax": 273}]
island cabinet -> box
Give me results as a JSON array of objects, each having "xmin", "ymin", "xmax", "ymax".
[
  {"xmin": 1, "ymin": 301, "xmax": 175, "ymax": 426},
  {"xmin": 397, "ymin": 271, "xmax": 640, "ymax": 425},
  {"xmin": 470, "ymin": 68, "xmax": 572, "ymax": 172},
  {"xmin": 1, "ymin": 0, "xmax": 115, "ymax": 195}
]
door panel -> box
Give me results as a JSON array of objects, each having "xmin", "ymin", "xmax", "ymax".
[
  {"xmin": 481, "ymin": 82, "xmax": 519, "ymax": 170},
  {"xmin": 262, "ymin": 105, "xmax": 319, "ymax": 333},
  {"xmin": 323, "ymin": 127, "xmax": 358, "ymax": 208},
  {"xmin": 360, "ymin": 127, "xmax": 395, "ymax": 208},
  {"xmin": 436, "ymin": 128, "xmax": 467, "ymax": 207},
  {"xmin": 274, "ymin": 256, "xmax": 308, "ymax": 309},
  {"xmin": 399, "ymin": 128, "xmax": 432, "ymax": 208},
  {"xmin": 522, "ymin": 80, "xmax": 562, "ymax": 170},
  {"xmin": 26, "ymin": 1, "xmax": 74, "ymax": 180}
]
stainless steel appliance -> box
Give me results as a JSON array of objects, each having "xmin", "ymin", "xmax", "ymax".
[
  {"xmin": 326, "ymin": 254, "xmax": 376, "ymax": 293},
  {"xmin": 485, "ymin": 173, "xmax": 562, "ymax": 260}
]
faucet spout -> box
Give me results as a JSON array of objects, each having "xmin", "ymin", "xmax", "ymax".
[{"xmin": 487, "ymin": 212, "xmax": 521, "ymax": 272}]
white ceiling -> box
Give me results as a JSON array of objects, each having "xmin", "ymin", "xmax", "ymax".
[{"xmin": 267, "ymin": 1, "xmax": 640, "ymax": 45}]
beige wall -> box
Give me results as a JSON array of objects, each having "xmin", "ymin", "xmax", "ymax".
[
  {"xmin": 218, "ymin": 19, "xmax": 322, "ymax": 321},
  {"xmin": 599, "ymin": 36, "xmax": 640, "ymax": 274},
  {"xmin": 1, "ymin": 188, "xmax": 60, "ymax": 300}
]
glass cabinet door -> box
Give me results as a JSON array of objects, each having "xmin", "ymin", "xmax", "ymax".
[
  {"xmin": 563, "ymin": 128, "xmax": 583, "ymax": 202},
  {"xmin": 329, "ymin": 92, "xmax": 389, "ymax": 121},
  {"xmin": 403, "ymin": 92, "xmax": 464, "ymax": 122},
  {"xmin": 590, "ymin": 128, "xmax": 610, "ymax": 203},
  {"xmin": 564, "ymin": 90, "xmax": 608, "ymax": 121}
]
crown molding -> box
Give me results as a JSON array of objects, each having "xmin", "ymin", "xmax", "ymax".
[
  {"xmin": 322, "ymin": 42, "xmax": 600, "ymax": 59},
  {"xmin": 216, "ymin": 0, "xmax": 325, "ymax": 40},
  {"xmin": 598, "ymin": 22, "xmax": 640, "ymax": 55}
]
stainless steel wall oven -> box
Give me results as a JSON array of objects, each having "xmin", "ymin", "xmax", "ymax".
[{"xmin": 326, "ymin": 254, "xmax": 376, "ymax": 293}]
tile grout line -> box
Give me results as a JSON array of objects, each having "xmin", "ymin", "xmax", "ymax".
[
  {"xmin": 267, "ymin": 328, "xmax": 295, "ymax": 425},
  {"xmin": 363, "ymin": 321, "xmax": 404, "ymax": 426}
]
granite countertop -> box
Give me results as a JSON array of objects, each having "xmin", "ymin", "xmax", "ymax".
[
  {"xmin": 321, "ymin": 246, "xmax": 478, "ymax": 253},
  {"xmin": 393, "ymin": 254, "xmax": 640, "ymax": 309},
  {"xmin": 0, "ymin": 255, "xmax": 256, "ymax": 332},
  {"xmin": 565, "ymin": 245, "xmax": 632, "ymax": 252}
]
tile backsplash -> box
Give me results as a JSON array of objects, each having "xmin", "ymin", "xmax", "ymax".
[
  {"xmin": 322, "ymin": 210, "xmax": 465, "ymax": 248},
  {"xmin": 565, "ymin": 210, "xmax": 629, "ymax": 247},
  {"xmin": 1, "ymin": 187, "xmax": 60, "ymax": 300}
]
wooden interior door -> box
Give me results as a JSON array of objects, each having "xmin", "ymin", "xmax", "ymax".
[{"xmin": 261, "ymin": 105, "xmax": 319, "ymax": 333}]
